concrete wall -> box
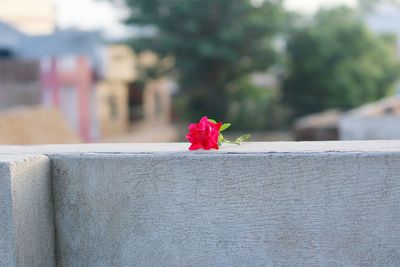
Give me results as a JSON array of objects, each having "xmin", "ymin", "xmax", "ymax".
[
  {"xmin": 50, "ymin": 152, "xmax": 400, "ymax": 266},
  {"xmin": 0, "ymin": 155, "xmax": 55, "ymax": 267},
  {"xmin": 1, "ymin": 142, "xmax": 400, "ymax": 266}
]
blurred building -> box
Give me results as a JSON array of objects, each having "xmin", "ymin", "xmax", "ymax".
[
  {"xmin": 96, "ymin": 45, "xmax": 137, "ymax": 138},
  {"xmin": 0, "ymin": 0, "xmax": 55, "ymax": 35},
  {"xmin": 102, "ymin": 45, "xmax": 137, "ymax": 82},
  {"xmin": 127, "ymin": 51, "xmax": 176, "ymax": 129},
  {"xmin": 39, "ymin": 46, "xmax": 140, "ymax": 141},
  {"xmin": 340, "ymin": 96, "xmax": 400, "ymax": 140},
  {"xmin": 0, "ymin": 21, "xmax": 42, "ymax": 110},
  {"xmin": 96, "ymin": 81, "xmax": 129, "ymax": 138},
  {"xmin": 0, "ymin": 60, "xmax": 41, "ymax": 110},
  {"xmin": 295, "ymin": 95, "xmax": 400, "ymax": 141},
  {"xmin": 0, "ymin": 25, "xmax": 102, "ymax": 141},
  {"xmin": 0, "ymin": 21, "xmax": 174, "ymax": 142},
  {"xmin": 40, "ymin": 56, "xmax": 95, "ymax": 141},
  {"xmin": 142, "ymin": 78, "xmax": 173, "ymax": 126},
  {"xmin": 294, "ymin": 110, "xmax": 340, "ymax": 141},
  {"xmin": 34, "ymin": 41, "xmax": 137, "ymax": 141},
  {"xmin": 17, "ymin": 29, "xmax": 103, "ymax": 70},
  {"xmin": 0, "ymin": 21, "xmax": 115, "ymax": 141},
  {"xmin": 0, "ymin": 22, "xmax": 25, "ymax": 57}
]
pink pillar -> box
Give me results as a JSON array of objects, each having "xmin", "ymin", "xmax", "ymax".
[
  {"xmin": 42, "ymin": 56, "xmax": 94, "ymax": 142},
  {"xmin": 77, "ymin": 57, "xmax": 91, "ymax": 142},
  {"xmin": 50, "ymin": 58, "xmax": 60, "ymax": 107},
  {"xmin": 40, "ymin": 58, "xmax": 60, "ymax": 108}
]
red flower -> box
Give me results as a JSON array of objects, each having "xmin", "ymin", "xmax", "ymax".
[{"xmin": 186, "ymin": 116, "xmax": 222, "ymax": 150}]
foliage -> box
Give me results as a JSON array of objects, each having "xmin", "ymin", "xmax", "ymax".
[
  {"xmin": 282, "ymin": 7, "xmax": 400, "ymax": 117},
  {"xmin": 121, "ymin": 0, "xmax": 286, "ymax": 120},
  {"xmin": 226, "ymin": 78, "xmax": 288, "ymax": 130}
]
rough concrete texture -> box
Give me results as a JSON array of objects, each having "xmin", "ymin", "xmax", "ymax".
[
  {"xmin": 0, "ymin": 160, "xmax": 16, "ymax": 267},
  {"xmin": 0, "ymin": 155, "xmax": 55, "ymax": 267},
  {"xmin": 51, "ymin": 151, "xmax": 400, "ymax": 266}
]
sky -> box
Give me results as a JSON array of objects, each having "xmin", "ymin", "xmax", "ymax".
[
  {"xmin": 55, "ymin": 0, "xmax": 358, "ymax": 38},
  {"xmin": 285, "ymin": 0, "xmax": 357, "ymax": 13},
  {"xmin": 55, "ymin": 0, "xmax": 130, "ymax": 38}
]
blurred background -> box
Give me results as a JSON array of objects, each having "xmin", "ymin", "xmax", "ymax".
[{"xmin": 1, "ymin": 0, "xmax": 400, "ymax": 144}]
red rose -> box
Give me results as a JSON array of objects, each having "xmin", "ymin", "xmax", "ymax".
[{"xmin": 186, "ymin": 116, "xmax": 222, "ymax": 150}]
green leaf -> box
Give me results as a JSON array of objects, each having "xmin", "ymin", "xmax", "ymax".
[
  {"xmin": 208, "ymin": 119, "xmax": 217, "ymax": 123},
  {"xmin": 220, "ymin": 123, "xmax": 231, "ymax": 132},
  {"xmin": 235, "ymin": 134, "xmax": 251, "ymax": 143},
  {"xmin": 218, "ymin": 133, "xmax": 224, "ymax": 142}
]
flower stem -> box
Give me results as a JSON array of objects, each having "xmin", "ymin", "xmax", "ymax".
[{"xmin": 219, "ymin": 134, "xmax": 242, "ymax": 145}]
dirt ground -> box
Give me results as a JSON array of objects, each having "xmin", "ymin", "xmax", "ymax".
[
  {"xmin": 101, "ymin": 122, "xmax": 181, "ymax": 143},
  {"xmin": 0, "ymin": 106, "xmax": 81, "ymax": 145}
]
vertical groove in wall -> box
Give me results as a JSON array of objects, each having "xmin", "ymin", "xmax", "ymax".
[
  {"xmin": 8, "ymin": 155, "xmax": 56, "ymax": 267},
  {"xmin": 47, "ymin": 154, "xmax": 59, "ymax": 267},
  {"xmin": 0, "ymin": 162, "xmax": 17, "ymax": 266}
]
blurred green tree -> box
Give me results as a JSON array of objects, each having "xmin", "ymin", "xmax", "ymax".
[
  {"xmin": 120, "ymin": 0, "xmax": 286, "ymax": 120},
  {"xmin": 226, "ymin": 78, "xmax": 288, "ymax": 130},
  {"xmin": 282, "ymin": 7, "xmax": 400, "ymax": 117}
]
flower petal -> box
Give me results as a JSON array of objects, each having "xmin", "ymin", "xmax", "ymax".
[{"xmin": 189, "ymin": 143, "xmax": 202, "ymax": 150}]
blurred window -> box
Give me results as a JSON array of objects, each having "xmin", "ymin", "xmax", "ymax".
[
  {"xmin": 0, "ymin": 49, "xmax": 13, "ymax": 59},
  {"xmin": 384, "ymin": 107, "xmax": 394, "ymax": 115},
  {"xmin": 108, "ymin": 94, "xmax": 118, "ymax": 120}
]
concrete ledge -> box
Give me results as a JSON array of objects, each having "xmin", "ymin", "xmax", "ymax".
[
  {"xmin": 0, "ymin": 155, "xmax": 55, "ymax": 267},
  {"xmin": 2, "ymin": 140, "xmax": 400, "ymax": 155},
  {"xmin": 1, "ymin": 141, "xmax": 400, "ymax": 266}
]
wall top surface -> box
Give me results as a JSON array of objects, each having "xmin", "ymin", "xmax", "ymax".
[{"xmin": 1, "ymin": 141, "xmax": 400, "ymax": 156}]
